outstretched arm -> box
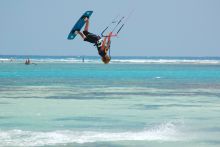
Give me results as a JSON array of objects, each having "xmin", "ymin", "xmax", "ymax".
[
  {"xmin": 106, "ymin": 32, "xmax": 112, "ymax": 50},
  {"xmin": 101, "ymin": 32, "xmax": 112, "ymax": 52}
]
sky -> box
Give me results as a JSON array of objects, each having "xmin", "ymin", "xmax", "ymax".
[{"xmin": 0, "ymin": 0, "xmax": 220, "ymax": 56}]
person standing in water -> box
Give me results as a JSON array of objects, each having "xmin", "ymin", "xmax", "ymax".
[{"xmin": 25, "ymin": 58, "xmax": 30, "ymax": 65}]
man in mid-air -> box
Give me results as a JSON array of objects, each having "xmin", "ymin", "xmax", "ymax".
[{"xmin": 76, "ymin": 17, "xmax": 112, "ymax": 64}]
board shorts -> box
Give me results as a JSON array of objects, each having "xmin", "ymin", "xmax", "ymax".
[
  {"xmin": 83, "ymin": 31, "xmax": 101, "ymax": 44},
  {"xmin": 83, "ymin": 31, "xmax": 106, "ymax": 57}
]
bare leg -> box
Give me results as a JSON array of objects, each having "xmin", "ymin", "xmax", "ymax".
[
  {"xmin": 76, "ymin": 18, "xmax": 89, "ymax": 40},
  {"xmin": 84, "ymin": 17, "xmax": 89, "ymax": 32},
  {"xmin": 76, "ymin": 31, "xmax": 86, "ymax": 40}
]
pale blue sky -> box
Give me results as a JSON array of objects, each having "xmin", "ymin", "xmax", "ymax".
[{"xmin": 0, "ymin": 0, "xmax": 220, "ymax": 56}]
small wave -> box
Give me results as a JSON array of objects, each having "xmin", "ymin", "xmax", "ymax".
[
  {"xmin": 0, "ymin": 122, "xmax": 182, "ymax": 146},
  {"xmin": 111, "ymin": 59, "xmax": 220, "ymax": 64},
  {"xmin": 0, "ymin": 58, "xmax": 100, "ymax": 64},
  {"xmin": 0, "ymin": 58, "xmax": 12, "ymax": 62},
  {"xmin": 1, "ymin": 56, "xmax": 219, "ymax": 64}
]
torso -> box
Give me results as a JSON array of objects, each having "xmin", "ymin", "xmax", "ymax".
[{"xmin": 97, "ymin": 47, "xmax": 106, "ymax": 57}]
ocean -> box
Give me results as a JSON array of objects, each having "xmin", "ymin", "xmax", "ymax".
[{"xmin": 0, "ymin": 55, "xmax": 220, "ymax": 146}]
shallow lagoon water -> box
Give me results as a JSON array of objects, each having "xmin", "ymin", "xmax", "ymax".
[{"xmin": 0, "ymin": 56, "xmax": 220, "ymax": 146}]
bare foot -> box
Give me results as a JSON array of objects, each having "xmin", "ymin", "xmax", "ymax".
[
  {"xmin": 74, "ymin": 31, "xmax": 79, "ymax": 35},
  {"xmin": 84, "ymin": 17, "xmax": 88, "ymax": 22}
]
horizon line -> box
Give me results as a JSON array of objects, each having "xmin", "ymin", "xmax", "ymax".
[{"xmin": 1, "ymin": 54, "xmax": 220, "ymax": 58}]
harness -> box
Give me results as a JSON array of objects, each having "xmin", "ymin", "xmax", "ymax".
[{"xmin": 96, "ymin": 38, "xmax": 111, "ymax": 58}]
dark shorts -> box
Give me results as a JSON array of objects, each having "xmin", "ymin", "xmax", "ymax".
[{"xmin": 83, "ymin": 31, "xmax": 100, "ymax": 44}]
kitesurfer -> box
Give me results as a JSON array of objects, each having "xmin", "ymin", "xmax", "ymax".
[{"xmin": 76, "ymin": 17, "xmax": 111, "ymax": 64}]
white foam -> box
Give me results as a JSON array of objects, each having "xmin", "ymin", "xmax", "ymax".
[
  {"xmin": 1, "ymin": 57, "xmax": 219, "ymax": 64},
  {"xmin": 0, "ymin": 122, "xmax": 182, "ymax": 146},
  {"xmin": 111, "ymin": 59, "xmax": 220, "ymax": 64},
  {"xmin": 0, "ymin": 58, "xmax": 11, "ymax": 61}
]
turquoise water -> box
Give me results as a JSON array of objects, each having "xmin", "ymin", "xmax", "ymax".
[{"xmin": 0, "ymin": 56, "xmax": 220, "ymax": 146}]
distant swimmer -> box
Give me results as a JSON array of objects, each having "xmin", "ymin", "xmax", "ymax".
[
  {"xmin": 25, "ymin": 58, "xmax": 37, "ymax": 65},
  {"xmin": 25, "ymin": 58, "xmax": 31, "ymax": 65}
]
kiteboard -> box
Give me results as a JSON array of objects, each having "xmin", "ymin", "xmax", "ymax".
[{"xmin": 67, "ymin": 11, "xmax": 93, "ymax": 40}]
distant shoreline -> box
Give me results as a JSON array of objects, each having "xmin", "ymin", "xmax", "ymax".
[
  {"xmin": 1, "ymin": 54, "xmax": 220, "ymax": 58},
  {"xmin": 1, "ymin": 55, "xmax": 220, "ymax": 64}
]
